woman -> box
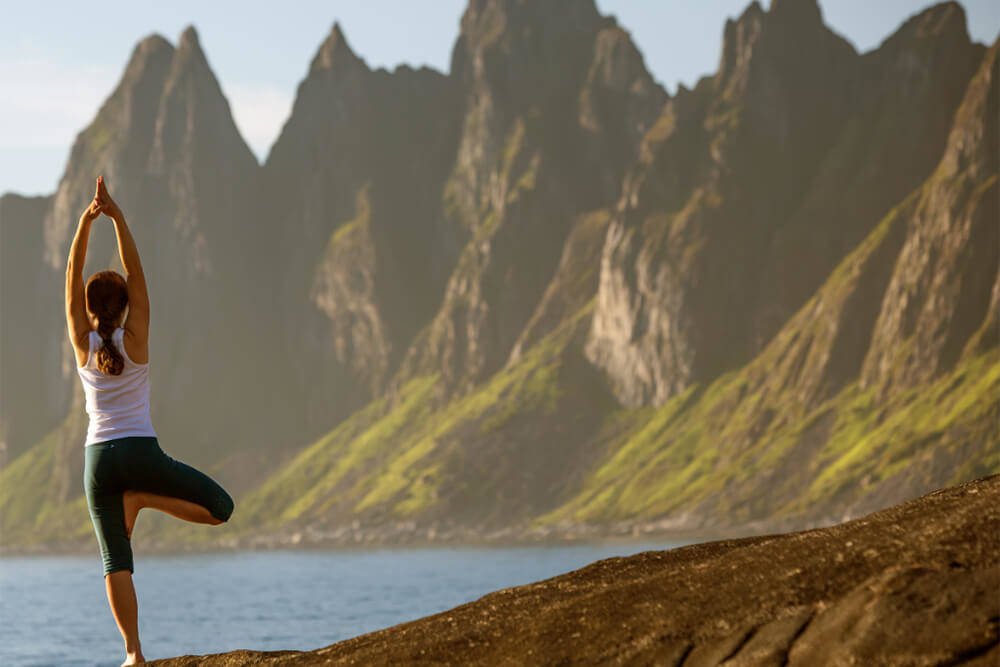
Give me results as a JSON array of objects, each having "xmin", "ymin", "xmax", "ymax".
[{"xmin": 65, "ymin": 175, "xmax": 235, "ymax": 665}]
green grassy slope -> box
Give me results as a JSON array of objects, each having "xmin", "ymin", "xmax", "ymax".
[
  {"xmin": 542, "ymin": 347, "xmax": 998, "ymax": 527},
  {"xmin": 0, "ymin": 420, "xmax": 92, "ymax": 546},
  {"xmin": 232, "ymin": 302, "xmax": 619, "ymax": 532}
]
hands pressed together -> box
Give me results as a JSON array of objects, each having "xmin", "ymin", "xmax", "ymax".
[{"xmin": 81, "ymin": 175, "xmax": 122, "ymax": 222}]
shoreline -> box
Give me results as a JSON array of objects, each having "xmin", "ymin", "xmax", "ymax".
[{"xmin": 0, "ymin": 512, "xmax": 844, "ymax": 558}]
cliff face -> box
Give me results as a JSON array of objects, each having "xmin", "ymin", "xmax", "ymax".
[
  {"xmin": 758, "ymin": 1, "xmax": 985, "ymax": 355},
  {"xmin": 585, "ymin": 0, "xmax": 982, "ymax": 409},
  {"xmin": 0, "ymin": 193, "xmax": 58, "ymax": 463},
  {"xmin": 396, "ymin": 0, "xmax": 666, "ymax": 395},
  {"xmin": 541, "ymin": 38, "xmax": 1000, "ymax": 530},
  {"xmin": 258, "ymin": 23, "xmax": 462, "ymax": 438},
  {"xmin": 229, "ymin": 2, "xmax": 996, "ymax": 539},
  {"xmin": 861, "ymin": 37, "xmax": 999, "ymax": 396}
]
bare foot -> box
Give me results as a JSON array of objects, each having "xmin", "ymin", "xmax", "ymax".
[
  {"xmin": 122, "ymin": 648, "xmax": 146, "ymax": 665},
  {"xmin": 123, "ymin": 490, "xmax": 143, "ymax": 539}
]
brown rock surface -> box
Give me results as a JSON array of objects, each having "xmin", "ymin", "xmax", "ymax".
[{"xmin": 153, "ymin": 475, "xmax": 1000, "ymax": 666}]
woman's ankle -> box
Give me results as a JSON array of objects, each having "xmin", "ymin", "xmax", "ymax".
[{"xmin": 124, "ymin": 643, "xmax": 144, "ymax": 662}]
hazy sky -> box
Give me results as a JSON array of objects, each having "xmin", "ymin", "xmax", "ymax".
[{"xmin": 3, "ymin": 1, "xmax": 998, "ymax": 197}]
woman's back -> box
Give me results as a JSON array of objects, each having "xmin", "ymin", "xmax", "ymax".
[{"xmin": 76, "ymin": 327, "xmax": 157, "ymax": 445}]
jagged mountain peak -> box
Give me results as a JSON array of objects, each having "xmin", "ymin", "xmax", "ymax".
[
  {"xmin": 588, "ymin": 23, "xmax": 659, "ymax": 92},
  {"xmin": 118, "ymin": 32, "xmax": 175, "ymax": 86},
  {"xmin": 179, "ymin": 24, "xmax": 201, "ymax": 48},
  {"xmin": 170, "ymin": 24, "xmax": 215, "ymax": 75},
  {"xmin": 458, "ymin": 0, "xmax": 602, "ymax": 48},
  {"xmin": 148, "ymin": 20, "xmax": 258, "ymax": 191},
  {"xmin": 767, "ymin": 0, "xmax": 822, "ymax": 25},
  {"xmin": 132, "ymin": 32, "xmax": 174, "ymax": 59},
  {"xmin": 717, "ymin": 2, "xmax": 766, "ymax": 86},
  {"xmin": 716, "ymin": 0, "xmax": 856, "ymax": 96},
  {"xmin": 877, "ymin": 1, "xmax": 970, "ymax": 52},
  {"xmin": 309, "ymin": 21, "xmax": 365, "ymax": 75},
  {"xmin": 728, "ymin": 1, "xmax": 765, "ymax": 27},
  {"xmin": 939, "ymin": 39, "xmax": 998, "ymax": 176},
  {"xmin": 581, "ymin": 21, "xmax": 668, "ymax": 151}
]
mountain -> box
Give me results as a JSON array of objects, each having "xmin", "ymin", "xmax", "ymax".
[
  {"xmin": 1, "ymin": 0, "xmax": 996, "ymax": 550},
  {"xmin": 548, "ymin": 40, "xmax": 998, "ymax": 529},
  {"xmin": 2, "ymin": 26, "xmax": 277, "ymax": 544},
  {"xmin": 0, "ymin": 192, "xmax": 58, "ymax": 464},
  {"xmin": 586, "ymin": 0, "xmax": 983, "ymax": 408},
  {"xmin": 395, "ymin": 0, "xmax": 666, "ymax": 396},
  {"xmin": 35, "ymin": 27, "xmax": 269, "ymax": 468},
  {"xmin": 255, "ymin": 22, "xmax": 462, "ymax": 439},
  {"xmin": 224, "ymin": 1, "xmax": 997, "ymax": 543}
]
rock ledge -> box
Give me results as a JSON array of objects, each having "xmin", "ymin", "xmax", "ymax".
[{"xmin": 155, "ymin": 475, "xmax": 1000, "ymax": 665}]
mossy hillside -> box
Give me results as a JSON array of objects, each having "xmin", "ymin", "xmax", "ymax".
[
  {"xmin": 0, "ymin": 423, "xmax": 92, "ymax": 546},
  {"xmin": 233, "ymin": 302, "xmax": 617, "ymax": 529},
  {"xmin": 144, "ymin": 376, "xmax": 441, "ymax": 546},
  {"xmin": 229, "ymin": 388, "xmax": 398, "ymax": 529},
  {"xmin": 228, "ymin": 162, "xmax": 995, "ymax": 536},
  {"xmin": 543, "ymin": 343, "xmax": 998, "ymax": 528},
  {"xmin": 541, "ymin": 192, "xmax": 997, "ymax": 526},
  {"xmin": 796, "ymin": 349, "xmax": 1000, "ymax": 511},
  {"xmin": 353, "ymin": 304, "xmax": 613, "ymax": 523},
  {"xmin": 350, "ymin": 202, "xmax": 621, "ymax": 524},
  {"xmin": 558, "ymin": 203, "xmax": 906, "ymax": 521}
]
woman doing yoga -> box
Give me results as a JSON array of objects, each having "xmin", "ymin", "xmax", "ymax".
[{"xmin": 65, "ymin": 175, "xmax": 235, "ymax": 665}]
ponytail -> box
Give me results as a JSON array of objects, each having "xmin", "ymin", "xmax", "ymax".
[
  {"xmin": 95, "ymin": 318, "xmax": 125, "ymax": 376},
  {"xmin": 85, "ymin": 270, "xmax": 129, "ymax": 376}
]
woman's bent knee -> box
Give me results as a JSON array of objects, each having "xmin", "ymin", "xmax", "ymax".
[{"xmin": 210, "ymin": 491, "xmax": 234, "ymax": 523}]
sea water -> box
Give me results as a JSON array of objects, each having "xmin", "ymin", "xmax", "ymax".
[{"xmin": 0, "ymin": 541, "xmax": 689, "ymax": 666}]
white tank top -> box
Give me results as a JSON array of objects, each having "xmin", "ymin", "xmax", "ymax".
[{"xmin": 76, "ymin": 327, "xmax": 157, "ymax": 446}]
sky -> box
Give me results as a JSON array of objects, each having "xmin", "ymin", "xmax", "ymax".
[{"xmin": 3, "ymin": 1, "xmax": 998, "ymax": 197}]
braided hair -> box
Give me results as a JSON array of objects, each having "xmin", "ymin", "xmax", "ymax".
[{"xmin": 85, "ymin": 270, "xmax": 128, "ymax": 375}]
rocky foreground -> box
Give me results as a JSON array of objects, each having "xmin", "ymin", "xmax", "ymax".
[{"xmin": 155, "ymin": 475, "xmax": 999, "ymax": 665}]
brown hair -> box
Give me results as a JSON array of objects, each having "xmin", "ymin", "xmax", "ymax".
[{"xmin": 85, "ymin": 270, "xmax": 128, "ymax": 375}]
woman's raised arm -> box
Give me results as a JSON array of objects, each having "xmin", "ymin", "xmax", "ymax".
[
  {"xmin": 98, "ymin": 177, "xmax": 150, "ymax": 341},
  {"xmin": 65, "ymin": 179, "xmax": 102, "ymax": 358}
]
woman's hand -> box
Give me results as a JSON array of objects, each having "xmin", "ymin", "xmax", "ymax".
[
  {"xmin": 96, "ymin": 174, "xmax": 122, "ymax": 219},
  {"xmin": 80, "ymin": 177, "xmax": 104, "ymax": 223}
]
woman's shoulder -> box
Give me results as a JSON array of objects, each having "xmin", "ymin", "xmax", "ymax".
[
  {"xmin": 119, "ymin": 327, "xmax": 149, "ymax": 366},
  {"xmin": 75, "ymin": 330, "xmax": 97, "ymax": 369}
]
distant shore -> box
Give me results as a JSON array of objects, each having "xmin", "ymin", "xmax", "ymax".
[{"xmin": 0, "ymin": 511, "xmax": 844, "ymax": 557}]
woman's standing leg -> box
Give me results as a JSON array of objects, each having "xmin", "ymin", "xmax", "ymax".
[
  {"xmin": 105, "ymin": 571, "xmax": 145, "ymax": 665},
  {"xmin": 85, "ymin": 442, "xmax": 145, "ymax": 665}
]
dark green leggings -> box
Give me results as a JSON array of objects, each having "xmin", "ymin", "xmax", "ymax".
[{"xmin": 83, "ymin": 436, "xmax": 234, "ymax": 575}]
